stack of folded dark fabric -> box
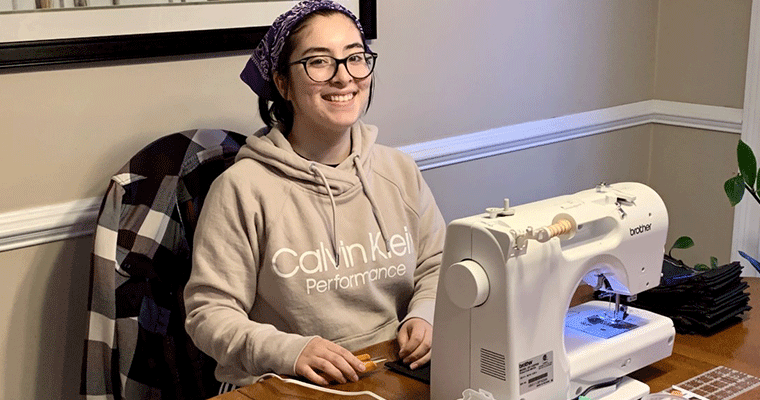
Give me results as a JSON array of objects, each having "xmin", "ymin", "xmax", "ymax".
[{"xmin": 594, "ymin": 255, "xmax": 752, "ymax": 334}]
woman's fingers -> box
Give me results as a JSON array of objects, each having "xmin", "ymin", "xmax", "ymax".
[
  {"xmin": 397, "ymin": 318, "xmax": 433, "ymax": 369},
  {"xmin": 406, "ymin": 337, "xmax": 431, "ymax": 369},
  {"xmin": 295, "ymin": 337, "xmax": 363, "ymax": 385},
  {"xmin": 404, "ymin": 328, "xmax": 431, "ymax": 368},
  {"xmin": 314, "ymin": 356, "xmax": 351, "ymax": 384},
  {"xmin": 297, "ymin": 365, "xmax": 330, "ymax": 386},
  {"xmin": 322, "ymin": 346, "xmax": 361, "ymax": 383}
]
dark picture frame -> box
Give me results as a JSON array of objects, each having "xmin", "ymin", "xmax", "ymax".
[{"xmin": 0, "ymin": 0, "xmax": 376, "ymax": 69}]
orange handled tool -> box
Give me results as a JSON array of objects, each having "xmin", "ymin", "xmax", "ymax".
[{"xmin": 356, "ymin": 353, "xmax": 386, "ymax": 373}]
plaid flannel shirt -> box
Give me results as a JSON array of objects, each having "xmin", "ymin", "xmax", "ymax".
[{"xmin": 81, "ymin": 129, "xmax": 247, "ymax": 400}]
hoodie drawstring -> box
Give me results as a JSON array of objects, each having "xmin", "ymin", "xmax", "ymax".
[
  {"xmin": 309, "ymin": 163, "xmax": 340, "ymax": 265},
  {"xmin": 353, "ymin": 156, "xmax": 391, "ymax": 253},
  {"xmin": 309, "ymin": 158, "xmax": 392, "ymax": 267}
]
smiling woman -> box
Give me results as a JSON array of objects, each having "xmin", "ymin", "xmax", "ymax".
[
  {"xmin": 182, "ymin": 0, "xmax": 446, "ymax": 392},
  {"xmin": 0, "ymin": 0, "xmax": 375, "ymax": 68},
  {"xmin": 270, "ymin": 12, "xmax": 375, "ymax": 161}
]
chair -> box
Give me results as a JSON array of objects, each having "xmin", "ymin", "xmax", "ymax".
[{"xmin": 81, "ymin": 129, "xmax": 247, "ymax": 400}]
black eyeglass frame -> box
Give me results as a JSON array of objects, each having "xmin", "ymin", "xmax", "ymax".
[{"xmin": 290, "ymin": 51, "xmax": 378, "ymax": 82}]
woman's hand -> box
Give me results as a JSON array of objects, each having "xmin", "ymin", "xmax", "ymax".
[
  {"xmin": 397, "ymin": 318, "xmax": 432, "ymax": 369},
  {"xmin": 295, "ymin": 337, "xmax": 366, "ymax": 385}
]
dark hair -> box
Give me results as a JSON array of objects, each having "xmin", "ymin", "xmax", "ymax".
[{"xmin": 258, "ymin": 9, "xmax": 374, "ymax": 135}]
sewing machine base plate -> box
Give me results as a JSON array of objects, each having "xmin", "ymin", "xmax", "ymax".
[
  {"xmin": 582, "ymin": 376, "xmax": 649, "ymax": 400},
  {"xmin": 565, "ymin": 301, "xmax": 675, "ymax": 398}
]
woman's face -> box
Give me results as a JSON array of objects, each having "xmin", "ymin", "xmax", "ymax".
[{"xmin": 277, "ymin": 13, "xmax": 372, "ymax": 136}]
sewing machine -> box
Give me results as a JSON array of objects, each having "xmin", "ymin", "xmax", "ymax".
[{"xmin": 431, "ymin": 182, "xmax": 675, "ymax": 400}]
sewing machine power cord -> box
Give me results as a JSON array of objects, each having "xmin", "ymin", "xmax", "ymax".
[
  {"xmin": 253, "ymin": 373, "xmax": 388, "ymax": 400},
  {"xmin": 571, "ymin": 376, "xmax": 625, "ymax": 400},
  {"xmin": 249, "ymin": 372, "xmax": 622, "ymax": 400}
]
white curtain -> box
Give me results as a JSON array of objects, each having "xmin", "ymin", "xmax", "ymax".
[{"xmin": 731, "ymin": 0, "xmax": 760, "ymax": 277}]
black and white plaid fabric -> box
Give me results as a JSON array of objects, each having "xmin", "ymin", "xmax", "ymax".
[{"xmin": 81, "ymin": 129, "xmax": 247, "ymax": 400}]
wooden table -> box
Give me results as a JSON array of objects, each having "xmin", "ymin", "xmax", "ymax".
[
  {"xmin": 213, "ymin": 278, "xmax": 759, "ymax": 400},
  {"xmin": 629, "ymin": 277, "xmax": 759, "ymax": 400}
]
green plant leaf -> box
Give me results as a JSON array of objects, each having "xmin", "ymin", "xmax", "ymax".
[
  {"xmin": 710, "ymin": 256, "xmax": 718, "ymax": 268},
  {"xmin": 694, "ymin": 263, "xmax": 710, "ymax": 271},
  {"xmin": 738, "ymin": 140, "xmax": 757, "ymax": 188},
  {"xmin": 668, "ymin": 236, "xmax": 694, "ymax": 256},
  {"xmin": 725, "ymin": 175, "xmax": 745, "ymax": 206},
  {"xmin": 671, "ymin": 236, "xmax": 695, "ymax": 250}
]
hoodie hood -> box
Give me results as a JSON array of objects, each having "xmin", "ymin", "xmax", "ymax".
[
  {"xmin": 236, "ymin": 121, "xmax": 389, "ymax": 264},
  {"xmin": 236, "ymin": 121, "xmax": 379, "ymax": 196}
]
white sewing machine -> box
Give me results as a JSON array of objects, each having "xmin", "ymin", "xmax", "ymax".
[{"xmin": 431, "ymin": 182, "xmax": 675, "ymax": 400}]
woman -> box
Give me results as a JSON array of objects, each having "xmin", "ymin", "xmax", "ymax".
[{"xmin": 183, "ymin": 0, "xmax": 446, "ymax": 389}]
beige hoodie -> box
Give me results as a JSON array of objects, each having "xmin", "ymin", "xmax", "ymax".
[{"xmin": 184, "ymin": 121, "xmax": 446, "ymax": 386}]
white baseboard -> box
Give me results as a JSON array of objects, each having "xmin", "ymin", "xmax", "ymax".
[{"xmin": 0, "ymin": 100, "xmax": 742, "ymax": 253}]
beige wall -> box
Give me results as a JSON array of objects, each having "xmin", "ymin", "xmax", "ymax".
[
  {"xmin": 0, "ymin": 238, "xmax": 92, "ymax": 400},
  {"xmin": 0, "ymin": 1, "xmax": 659, "ymax": 214},
  {"xmin": 425, "ymin": 126, "xmax": 654, "ymax": 223},
  {"xmin": 654, "ymin": 0, "xmax": 751, "ymax": 108},
  {"xmin": 650, "ymin": 0, "xmax": 752, "ymax": 267},
  {"xmin": 0, "ymin": 0, "xmax": 751, "ymax": 398},
  {"xmin": 649, "ymin": 126, "xmax": 740, "ymax": 268},
  {"xmin": 0, "ymin": 55, "xmax": 260, "ymax": 213},
  {"xmin": 366, "ymin": 1, "xmax": 658, "ymax": 145}
]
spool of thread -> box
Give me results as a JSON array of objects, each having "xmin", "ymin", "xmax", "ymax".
[{"xmin": 536, "ymin": 219, "xmax": 574, "ymax": 242}]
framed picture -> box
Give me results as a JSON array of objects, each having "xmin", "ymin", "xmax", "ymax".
[{"xmin": 0, "ymin": 0, "xmax": 376, "ymax": 69}]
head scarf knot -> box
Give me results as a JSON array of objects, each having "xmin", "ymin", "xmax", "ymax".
[{"xmin": 240, "ymin": 0, "xmax": 371, "ymax": 100}]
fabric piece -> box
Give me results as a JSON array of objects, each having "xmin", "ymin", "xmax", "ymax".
[
  {"xmin": 240, "ymin": 0, "xmax": 370, "ymax": 99},
  {"xmin": 81, "ymin": 129, "xmax": 247, "ymax": 400}
]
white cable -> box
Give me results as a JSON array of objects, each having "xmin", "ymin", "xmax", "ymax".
[{"xmin": 253, "ymin": 373, "xmax": 388, "ymax": 400}]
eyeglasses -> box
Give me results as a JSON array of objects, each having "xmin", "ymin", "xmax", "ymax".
[{"xmin": 290, "ymin": 51, "xmax": 378, "ymax": 82}]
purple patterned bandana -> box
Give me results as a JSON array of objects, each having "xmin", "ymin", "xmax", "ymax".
[{"xmin": 240, "ymin": 0, "xmax": 370, "ymax": 100}]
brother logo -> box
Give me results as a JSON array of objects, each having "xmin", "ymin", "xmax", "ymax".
[{"xmin": 630, "ymin": 224, "xmax": 652, "ymax": 236}]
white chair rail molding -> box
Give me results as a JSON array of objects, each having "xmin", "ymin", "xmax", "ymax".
[{"xmin": 0, "ymin": 99, "xmax": 743, "ymax": 254}]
